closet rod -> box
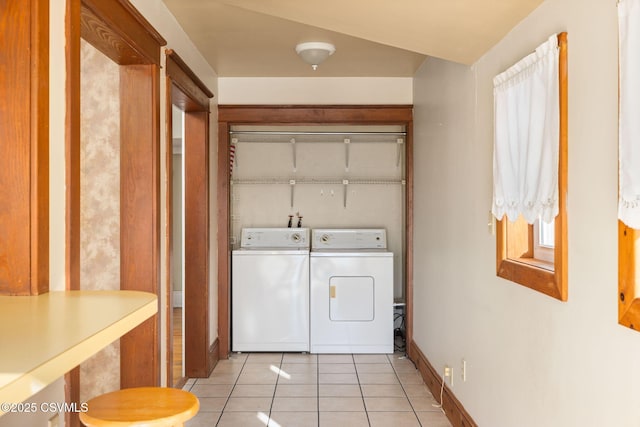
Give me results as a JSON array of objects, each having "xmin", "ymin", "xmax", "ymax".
[{"xmin": 229, "ymin": 131, "xmax": 406, "ymax": 136}]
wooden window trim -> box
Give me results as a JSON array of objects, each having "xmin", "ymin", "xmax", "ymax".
[
  {"xmin": 496, "ymin": 32, "xmax": 568, "ymax": 302},
  {"xmin": 619, "ymin": 216, "xmax": 640, "ymax": 330}
]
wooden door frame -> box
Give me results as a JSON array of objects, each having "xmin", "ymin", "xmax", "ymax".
[
  {"xmin": 0, "ymin": 0, "xmax": 49, "ymax": 296},
  {"xmin": 66, "ymin": 0, "xmax": 165, "ymax": 424},
  {"xmin": 216, "ymin": 105, "xmax": 414, "ymax": 360},
  {"xmin": 165, "ymin": 50, "xmax": 216, "ymax": 383}
]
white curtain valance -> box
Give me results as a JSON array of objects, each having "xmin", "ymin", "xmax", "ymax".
[
  {"xmin": 492, "ymin": 34, "xmax": 560, "ymax": 224},
  {"xmin": 619, "ymin": 0, "xmax": 640, "ymax": 228}
]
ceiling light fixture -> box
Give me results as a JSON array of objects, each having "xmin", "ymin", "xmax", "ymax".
[{"xmin": 295, "ymin": 42, "xmax": 336, "ymax": 70}]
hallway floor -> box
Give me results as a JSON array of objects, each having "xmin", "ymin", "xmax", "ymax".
[{"xmin": 184, "ymin": 352, "xmax": 452, "ymax": 427}]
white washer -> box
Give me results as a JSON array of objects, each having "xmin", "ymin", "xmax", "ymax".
[
  {"xmin": 232, "ymin": 228, "xmax": 310, "ymax": 352},
  {"xmin": 310, "ymin": 229, "xmax": 394, "ymax": 354}
]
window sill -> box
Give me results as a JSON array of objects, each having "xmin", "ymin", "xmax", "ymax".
[
  {"xmin": 497, "ymin": 258, "xmax": 564, "ymax": 300},
  {"xmin": 514, "ymin": 257, "xmax": 554, "ymax": 272}
]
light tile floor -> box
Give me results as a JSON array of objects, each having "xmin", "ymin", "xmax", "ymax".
[{"xmin": 184, "ymin": 353, "xmax": 452, "ymax": 427}]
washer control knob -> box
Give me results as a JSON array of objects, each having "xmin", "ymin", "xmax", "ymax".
[
  {"xmin": 320, "ymin": 234, "xmax": 330, "ymax": 243},
  {"xmin": 291, "ymin": 233, "xmax": 302, "ymax": 243}
]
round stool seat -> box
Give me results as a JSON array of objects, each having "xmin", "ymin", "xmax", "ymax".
[{"xmin": 79, "ymin": 387, "xmax": 199, "ymax": 426}]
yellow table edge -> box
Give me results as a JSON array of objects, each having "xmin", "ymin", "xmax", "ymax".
[{"xmin": 0, "ymin": 290, "xmax": 157, "ymax": 412}]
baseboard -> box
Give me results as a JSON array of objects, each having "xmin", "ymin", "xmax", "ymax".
[
  {"xmin": 208, "ymin": 338, "xmax": 220, "ymax": 376},
  {"xmin": 409, "ymin": 341, "xmax": 478, "ymax": 427},
  {"xmin": 174, "ymin": 375, "xmax": 188, "ymax": 389}
]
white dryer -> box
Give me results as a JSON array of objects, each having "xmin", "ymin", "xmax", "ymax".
[
  {"xmin": 310, "ymin": 229, "xmax": 394, "ymax": 354},
  {"xmin": 232, "ymin": 228, "xmax": 310, "ymax": 352}
]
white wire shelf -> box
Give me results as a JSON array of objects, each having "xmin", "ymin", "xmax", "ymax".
[
  {"xmin": 231, "ymin": 178, "xmax": 405, "ymax": 208},
  {"xmin": 230, "ymin": 134, "xmax": 405, "ymax": 170},
  {"xmin": 231, "ymin": 178, "xmax": 405, "ymax": 185}
]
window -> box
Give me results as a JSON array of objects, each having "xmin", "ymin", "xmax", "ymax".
[
  {"xmin": 533, "ymin": 219, "xmax": 555, "ymax": 265},
  {"xmin": 494, "ymin": 33, "xmax": 568, "ymax": 301}
]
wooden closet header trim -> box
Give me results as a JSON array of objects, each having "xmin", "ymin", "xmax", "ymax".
[
  {"xmin": 81, "ymin": 0, "xmax": 166, "ymax": 65},
  {"xmin": 219, "ymin": 105, "xmax": 413, "ymax": 124}
]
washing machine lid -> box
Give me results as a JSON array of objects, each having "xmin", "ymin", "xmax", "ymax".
[
  {"xmin": 310, "ymin": 249, "xmax": 393, "ymax": 257},
  {"xmin": 233, "ymin": 248, "xmax": 310, "ymax": 255},
  {"xmin": 311, "ymin": 229, "xmax": 387, "ymax": 250},
  {"xmin": 240, "ymin": 227, "xmax": 310, "ymax": 249}
]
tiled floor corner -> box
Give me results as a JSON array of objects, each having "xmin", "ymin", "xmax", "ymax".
[{"xmin": 184, "ymin": 353, "xmax": 452, "ymax": 427}]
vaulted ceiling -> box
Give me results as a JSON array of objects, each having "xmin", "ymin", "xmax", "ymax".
[{"xmin": 162, "ymin": 0, "xmax": 544, "ymax": 77}]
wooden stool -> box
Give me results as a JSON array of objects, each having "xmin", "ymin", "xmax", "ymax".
[{"xmin": 79, "ymin": 387, "xmax": 199, "ymax": 426}]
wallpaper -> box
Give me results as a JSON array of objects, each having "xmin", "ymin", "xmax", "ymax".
[{"xmin": 79, "ymin": 39, "xmax": 121, "ymax": 402}]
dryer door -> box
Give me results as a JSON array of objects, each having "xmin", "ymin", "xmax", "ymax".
[{"xmin": 329, "ymin": 276, "xmax": 374, "ymax": 321}]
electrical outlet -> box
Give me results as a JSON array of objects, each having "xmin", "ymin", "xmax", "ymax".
[
  {"xmin": 444, "ymin": 365, "xmax": 453, "ymax": 386},
  {"xmin": 461, "ymin": 359, "xmax": 467, "ymax": 382}
]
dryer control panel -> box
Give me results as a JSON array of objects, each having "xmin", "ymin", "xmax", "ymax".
[{"xmin": 312, "ymin": 229, "xmax": 387, "ymax": 250}]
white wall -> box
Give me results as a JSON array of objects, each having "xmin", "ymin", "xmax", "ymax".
[
  {"xmin": 218, "ymin": 77, "xmax": 413, "ymax": 105},
  {"xmin": 412, "ymin": 0, "xmax": 640, "ymax": 426}
]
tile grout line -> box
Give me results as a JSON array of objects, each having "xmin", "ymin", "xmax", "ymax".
[
  {"xmin": 267, "ymin": 353, "xmax": 285, "ymax": 424},
  {"xmin": 351, "ymin": 354, "xmax": 373, "ymax": 427},
  {"xmin": 388, "ymin": 353, "xmax": 425, "ymax": 427},
  {"xmin": 316, "ymin": 355, "xmax": 320, "ymax": 427},
  {"xmin": 215, "ymin": 354, "xmax": 248, "ymax": 427}
]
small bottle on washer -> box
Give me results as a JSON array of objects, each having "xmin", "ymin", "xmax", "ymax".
[
  {"xmin": 287, "ymin": 215, "xmax": 293, "ymax": 228},
  {"xmin": 297, "ymin": 213, "xmax": 303, "ymax": 228}
]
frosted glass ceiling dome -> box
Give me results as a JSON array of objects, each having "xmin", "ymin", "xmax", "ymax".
[{"xmin": 295, "ymin": 42, "xmax": 336, "ymax": 70}]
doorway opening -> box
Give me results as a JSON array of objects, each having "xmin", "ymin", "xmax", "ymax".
[
  {"xmin": 171, "ymin": 105, "xmax": 185, "ymax": 386},
  {"xmin": 217, "ymin": 105, "xmax": 415, "ymax": 360},
  {"xmin": 164, "ymin": 50, "xmax": 215, "ymax": 386}
]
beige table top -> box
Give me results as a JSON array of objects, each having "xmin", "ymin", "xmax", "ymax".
[{"xmin": 0, "ymin": 291, "xmax": 157, "ymax": 410}]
